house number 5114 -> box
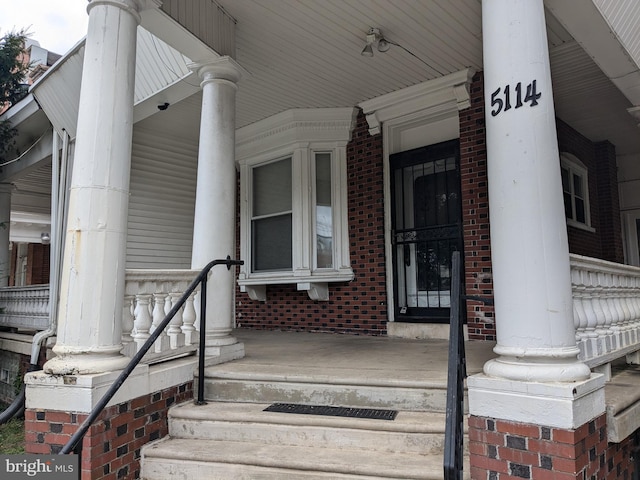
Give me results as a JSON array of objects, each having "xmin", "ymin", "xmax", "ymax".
[{"xmin": 490, "ymin": 80, "xmax": 542, "ymax": 117}]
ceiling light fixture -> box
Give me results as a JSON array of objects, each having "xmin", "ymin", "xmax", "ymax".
[
  {"xmin": 359, "ymin": 27, "xmax": 445, "ymax": 75},
  {"xmin": 361, "ymin": 28, "xmax": 390, "ymax": 57}
]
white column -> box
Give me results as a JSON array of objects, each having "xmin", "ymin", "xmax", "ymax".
[
  {"xmin": 467, "ymin": 0, "xmax": 604, "ymax": 429},
  {"xmin": 0, "ymin": 184, "xmax": 11, "ymax": 287},
  {"xmin": 190, "ymin": 57, "xmax": 246, "ymax": 361},
  {"xmin": 44, "ymin": 0, "xmax": 144, "ymax": 374},
  {"xmin": 482, "ymin": 0, "xmax": 590, "ymax": 383}
]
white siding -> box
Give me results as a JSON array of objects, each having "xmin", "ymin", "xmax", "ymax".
[
  {"xmin": 161, "ymin": 0, "xmax": 236, "ymax": 57},
  {"xmin": 593, "ymin": 0, "xmax": 640, "ymax": 68},
  {"xmin": 126, "ymin": 127, "xmax": 198, "ymax": 269}
]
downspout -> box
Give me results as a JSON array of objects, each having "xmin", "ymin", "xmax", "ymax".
[
  {"xmin": 30, "ymin": 128, "xmax": 68, "ymax": 366},
  {"xmin": 0, "ymin": 129, "xmax": 69, "ymax": 423}
]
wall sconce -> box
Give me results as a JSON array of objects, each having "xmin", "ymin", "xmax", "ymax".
[{"xmin": 41, "ymin": 232, "xmax": 50, "ymax": 245}]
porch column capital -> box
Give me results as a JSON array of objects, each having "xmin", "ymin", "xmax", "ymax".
[
  {"xmin": 86, "ymin": 0, "xmax": 161, "ymax": 21},
  {"xmin": 188, "ymin": 56, "xmax": 248, "ymax": 86},
  {"xmin": 477, "ymin": 0, "xmax": 591, "ymax": 384}
]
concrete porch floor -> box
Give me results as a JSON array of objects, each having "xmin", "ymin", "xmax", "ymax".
[{"xmin": 230, "ymin": 328, "xmax": 497, "ymax": 385}]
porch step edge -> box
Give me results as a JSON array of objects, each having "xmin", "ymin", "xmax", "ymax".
[
  {"xmin": 169, "ymin": 400, "xmax": 451, "ymax": 434},
  {"xmin": 202, "ymin": 365, "xmax": 448, "ymax": 389},
  {"xmin": 142, "ymin": 437, "xmax": 446, "ymax": 480}
]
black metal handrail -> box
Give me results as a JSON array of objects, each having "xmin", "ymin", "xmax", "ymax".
[
  {"xmin": 443, "ymin": 251, "xmax": 465, "ymax": 480},
  {"xmin": 59, "ymin": 256, "xmax": 243, "ymax": 455},
  {"xmin": 443, "ymin": 251, "xmax": 493, "ymax": 479}
]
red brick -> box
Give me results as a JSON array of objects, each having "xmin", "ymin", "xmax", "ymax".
[
  {"xmin": 470, "ymin": 454, "xmax": 509, "ymax": 473},
  {"xmin": 531, "ymin": 466, "xmax": 576, "ymax": 480},
  {"xmin": 551, "ymin": 427, "xmax": 579, "ymax": 445},
  {"xmin": 496, "ymin": 420, "xmax": 541, "ymax": 438}
]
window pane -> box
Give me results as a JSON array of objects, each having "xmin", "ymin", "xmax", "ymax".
[
  {"xmin": 575, "ymin": 198, "xmax": 586, "ymax": 224},
  {"xmin": 316, "ymin": 153, "xmax": 333, "ymax": 268},
  {"xmin": 253, "ymin": 158, "xmax": 292, "ymax": 217},
  {"xmin": 573, "ymin": 173, "xmax": 583, "ymax": 198},
  {"xmin": 563, "ymin": 192, "xmax": 572, "ymax": 219},
  {"xmin": 561, "ymin": 167, "xmax": 570, "ymax": 193},
  {"xmin": 252, "ymin": 214, "xmax": 292, "ymax": 271}
]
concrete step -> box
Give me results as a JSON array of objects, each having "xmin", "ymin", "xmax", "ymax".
[
  {"xmin": 168, "ymin": 401, "xmax": 453, "ymax": 455},
  {"xmin": 201, "ymin": 363, "xmax": 450, "ymax": 412},
  {"xmin": 141, "ymin": 437, "xmax": 453, "ymax": 480}
]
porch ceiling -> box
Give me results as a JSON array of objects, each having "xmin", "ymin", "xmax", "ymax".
[{"xmin": 151, "ymin": 0, "xmax": 640, "ymax": 156}]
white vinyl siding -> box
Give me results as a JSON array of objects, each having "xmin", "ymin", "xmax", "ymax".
[{"xmin": 126, "ymin": 128, "xmax": 197, "ymax": 268}]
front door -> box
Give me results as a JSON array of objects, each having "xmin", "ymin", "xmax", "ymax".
[{"xmin": 390, "ymin": 139, "xmax": 463, "ymax": 322}]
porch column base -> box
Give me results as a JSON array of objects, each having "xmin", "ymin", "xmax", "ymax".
[
  {"xmin": 204, "ymin": 341, "xmax": 245, "ymax": 364},
  {"xmin": 468, "ymin": 373, "xmax": 605, "ymax": 430},
  {"xmin": 43, "ymin": 351, "xmax": 130, "ymax": 376},
  {"xmin": 26, "ymin": 357, "xmax": 198, "ymax": 412}
]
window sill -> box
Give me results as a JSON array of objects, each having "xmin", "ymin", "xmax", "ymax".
[
  {"xmin": 238, "ymin": 269, "xmax": 354, "ymax": 301},
  {"xmin": 567, "ymin": 219, "xmax": 596, "ymax": 233}
]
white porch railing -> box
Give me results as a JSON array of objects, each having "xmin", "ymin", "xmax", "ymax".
[
  {"xmin": 3, "ymin": 258, "xmax": 640, "ymax": 369},
  {"xmin": 0, "ymin": 285, "xmax": 50, "ymax": 330},
  {"xmin": 570, "ymin": 254, "xmax": 640, "ymax": 368},
  {"xmin": 123, "ymin": 269, "xmax": 201, "ymax": 365}
]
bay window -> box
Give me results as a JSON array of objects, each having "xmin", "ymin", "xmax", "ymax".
[{"xmin": 237, "ymin": 108, "xmax": 357, "ymax": 301}]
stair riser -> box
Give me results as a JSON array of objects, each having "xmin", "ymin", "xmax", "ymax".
[
  {"xmin": 203, "ymin": 379, "xmax": 448, "ymax": 412},
  {"xmin": 170, "ymin": 418, "xmax": 446, "ymax": 454}
]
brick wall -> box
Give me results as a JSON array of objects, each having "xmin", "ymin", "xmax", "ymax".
[
  {"xmin": 235, "ymin": 111, "xmax": 388, "ymax": 335},
  {"xmin": 459, "ymin": 73, "xmax": 495, "ymax": 341},
  {"xmin": 594, "ymin": 141, "xmax": 624, "ymax": 264},
  {"xmin": 556, "ymin": 119, "xmax": 624, "ymax": 261},
  {"xmin": 469, "ymin": 414, "xmax": 637, "ymax": 479},
  {"xmin": 234, "ymin": 75, "xmax": 621, "ymax": 341},
  {"xmin": 25, "ymin": 382, "xmax": 193, "ymax": 480},
  {"xmin": 26, "ymin": 243, "xmax": 50, "ymax": 285}
]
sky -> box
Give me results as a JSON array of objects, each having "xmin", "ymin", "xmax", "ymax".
[{"xmin": 0, "ymin": 0, "xmax": 89, "ymax": 55}]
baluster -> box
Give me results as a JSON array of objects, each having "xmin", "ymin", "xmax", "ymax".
[
  {"xmin": 596, "ymin": 271, "xmax": 614, "ymax": 355},
  {"xmin": 132, "ymin": 294, "xmax": 152, "ymax": 352},
  {"xmin": 622, "ymin": 276, "xmax": 636, "ymax": 344},
  {"xmin": 630, "ymin": 276, "xmax": 640, "ymax": 344},
  {"xmin": 121, "ymin": 295, "xmax": 136, "ymax": 358},
  {"xmin": 572, "ymin": 268, "xmax": 587, "ymax": 339},
  {"xmin": 182, "ymin": 291, "xmax": 197, "ymax": 345},
  {"xmin": 151, "ymin": 293, "xmax": 171, "ymax": 354},
  {"xmin": 607, "ymin": 273, "xmax": 623, "ymax": 351},
  {"xmin": 168, "ymin": 292, "xmax": 186, "ymax": 349},
  {"xmin": 579, "ymin": 269, "xmax": 599, "ymax": 360}
]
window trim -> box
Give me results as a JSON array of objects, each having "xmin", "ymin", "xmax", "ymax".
[
  {"xmin": 236, "ymin": 108, "xmax": 357, "ymax": 301},
  {"xmin": 560, "ymin": 153, "xmax": 595, "ymax": 232}
]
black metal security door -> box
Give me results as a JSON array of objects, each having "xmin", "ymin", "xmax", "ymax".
[{"xmin": 390, "ymin": 140, "xmax": 463, "ymax": 323}]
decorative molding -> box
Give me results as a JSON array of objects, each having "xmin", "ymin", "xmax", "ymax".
[
  {"xmin": 236, "ymin": 108, "xmax": 358, "ymax": 162},
  {"xmin": 243, "ymin": 285, "xmax": 266, "ymax": 302},
  {"xmin": 358, "ymin": 68, "xmax": 476, "ymax": 135},
  {"xmin": 297, "ymin": 282, "xmax": 329, "ymax": 301},
  {"xmin": 238, "ymin": 271, "xmax": 353, "ymax": 302}
]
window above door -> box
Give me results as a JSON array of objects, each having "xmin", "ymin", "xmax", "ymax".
[{"xmin": 237, "ymin": 108, "xmax": 357, "ymax": 301}]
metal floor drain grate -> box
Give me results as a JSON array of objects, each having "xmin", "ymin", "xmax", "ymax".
[{"xmin": 263, "ymin": 403, "xmax": 398, "ymax": 420}]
